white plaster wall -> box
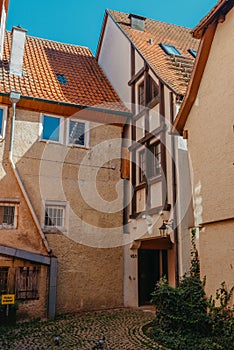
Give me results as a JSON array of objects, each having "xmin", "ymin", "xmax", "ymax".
[
  {"xmin": 135, "ymin": 50, "xmax": 144, "ymax": 73},
  {"xmin": 98, "ymin": 15, "xmax": 131, "ymax": 106},
  {"xmin": 151, "ymin": 182, "xmax": 162, "ymax": 208},
  {"xmin": 123, "ymin": 243, "xmax": 138, "ymax": 307}
]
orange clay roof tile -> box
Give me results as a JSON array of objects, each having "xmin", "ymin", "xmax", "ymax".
[
  {"xmin": 0, "ymin": 31, "xmax": 128, "ymax": 113},
  {"xmin": 108, "ymin": 10, "xmax": 200, "ymax": 95}
]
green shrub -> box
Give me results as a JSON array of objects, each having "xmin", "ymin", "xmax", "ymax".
[{"xmin": 148, "ymin": 229, "xmax": 234, "ymax": 350}]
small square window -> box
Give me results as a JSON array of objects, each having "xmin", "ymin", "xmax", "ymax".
[
  {"xmin": 56, "ymin": 74, "xmax": 68, "ymax": 85},
  {"xmin": 67, "ymin": 119, "xmax": 89, "ymax": 147},
  {"xmin": 188, "ymin": 49, "xmax": 197, "ymax": 58},
  {"xmin": 160, "ymin": 43, "xmax": 181, "ymax": 56},
  {"xmin": 41, "ymin": 115, "xmax": 63, "ymax": 143},
  {"xmin": 0, "ymin": 106, "xmax": 7, "ymax": 139},
  {"xmin": 44, "ymin": 204, "xmax": 65, "ymax": 229},
  {"xmin": 0, "ymin": 205, "xmax": 17, "ymax": 229}
]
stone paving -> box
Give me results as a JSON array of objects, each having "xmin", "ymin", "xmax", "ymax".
[{"xmin": 0, "ymin": 309, "xmax": 161, "ymax": 350}]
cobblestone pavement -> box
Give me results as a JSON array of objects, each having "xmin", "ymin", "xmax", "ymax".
[{"xmin": 0, "ymin": 309, "xmax": 160, "ymax": 350}]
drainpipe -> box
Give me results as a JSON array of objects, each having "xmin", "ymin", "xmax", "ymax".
[
  {"xmin": 9, "ymin": 91, "xmax": 51, "ymax": 253},
  {"xmin": 9, "ymin": 91, "xmax": 58, "ymax": 318},
  {"xmin": 170, "ymin": 92, "xmax": 179, "ymax": 286}
]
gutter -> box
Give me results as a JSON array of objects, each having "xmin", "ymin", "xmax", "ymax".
[
  {"xmin": 0, "ymin": 92, "xmax": 131, "ymax": 118},
  {"xmin": 9, "ymin": 91, "xmax": 58, "ymax": 318},
  {"xmin": 9, "ymin": 91, "xmax": 51, "ymax": 254}
]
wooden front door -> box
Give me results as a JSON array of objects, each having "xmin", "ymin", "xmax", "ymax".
[{"xmin": 138, "ymin": 249, "xmax": 168, "ymax": 306}]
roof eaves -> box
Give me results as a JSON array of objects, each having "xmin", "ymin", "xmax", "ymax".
[
  {"xmin": 193, "ymin": 0, "xmax": 234, "ymax": 38},
  {"xmin": 0, "ymin": 92, "xmax": 132, "ymax": 117},
  {"xmin": 96, "ymin": 10, "xmax": 109, "ymax": 59}
]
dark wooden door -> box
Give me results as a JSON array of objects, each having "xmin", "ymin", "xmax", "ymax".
[{"xmin": 138, "ymin": 249, "xmax": 160, "ymax": 306}]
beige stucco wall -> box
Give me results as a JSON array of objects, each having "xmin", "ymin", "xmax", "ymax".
[
  {"xmin": 46, "ymin": 233, "xmax": 123, "ymax": 314},
  {"xmin": 11, "ymin": 108, "xmax": 124, "ymax": 313},
  {"xmin": 0, "ymin": 108, "xmax": 48, "ymax": 256},
  {"xmin": 200, "ymin": 221, "xmax": 234, "ymax": 303},
  {"xmin": 0, "ymin": 107, "xmax": 50, "ymax": 320},
  {"xmin": 185, "ymin": 8, "xmax": 234, "ymax": 297},
  {"xmin": 185, "ymin": 8, "xmax": 234, "ymax": 224}
]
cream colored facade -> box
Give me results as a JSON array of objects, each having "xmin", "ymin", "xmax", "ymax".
[
  {"xmin": 11, "ymin": 106, "xmax": 125, "ymax": 314},
  {"xmin": 0, "ymin": 106, "xmax": 51, "ymax": 320},
  {"xmin": 98, "ymin": 12, "xmax": 194, "ymax": 307},
  {"xmin": 184, "ymin": 8, "xmax": 234, "ymax": 298}
]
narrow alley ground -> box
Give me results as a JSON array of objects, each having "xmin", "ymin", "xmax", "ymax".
[{"xmin": 0, "ymin": 308, "xmax": 160, "ymax": 349}]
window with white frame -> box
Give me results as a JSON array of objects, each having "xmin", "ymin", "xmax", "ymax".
[
  {"xmin": 0, "ymin": 106, "xmax": 7, "ymax": 139},
  {"xmin": 44, "ymin": 203, "xmax": 66, "ymax": 229},
  {"xmin": 41, "ymin": 114, "xmax": 63, "ymax": 143},
  {"xmin": 0, "ymin": 204, "xmax": 17, "ymax": 229},
  {"xmin": 67, "ymin": 119, "xmax": 88, "ymax": 147},
  {"xmin": 149, "ymin": 142, "xmax": 161, "ymax": 178}
]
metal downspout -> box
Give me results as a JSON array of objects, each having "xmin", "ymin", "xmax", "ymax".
[
  {"xmin": 9, "ymin": 91, "xmax": 57, "ymax": 318},
  {"xmin": 170, "ymin": 92, "xmax": 179, "ymax": 286},
  {"xmin": 9, "ymin": 91, "xmax": 51, "ymax": 253}
]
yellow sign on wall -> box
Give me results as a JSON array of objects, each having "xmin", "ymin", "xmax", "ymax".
[{"xmin": 1, "ymin": 294, "xmax": 15, "ymax": 305}]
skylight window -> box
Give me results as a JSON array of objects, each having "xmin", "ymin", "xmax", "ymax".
[
  {"xmin": 188, "ymin": 49, "xmax": 197, "ymax": 58},
  {"xmin": 160, "ymin": 43, "xmax": 181, "ymax": 56},
  {"xmin": 56, "ymin": 74, "xmax": 67, "ymax": 85}
]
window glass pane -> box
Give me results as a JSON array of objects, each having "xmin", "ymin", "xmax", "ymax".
[
  {"xmin": 56, "ymin": 73, "xmax": 68, "ymax": 85},
  {"xmin": 188, "ymin": 49, "xmax": 197, "ymax": 57},
  {"xmin": 42, "ymin": 116, "xmax": 60, "ymax": 141},
  {"xmin": 138, "ymin": 83, "xmax": 145, "ymax": 111},
  {"xmin": 0, "ymin": 267, "xmax": 8, "ymax": 293},
  {"xmin": 0, "ymin": 205, "xmax": 15, "ymax": 226},
  {"xmin": 69, "ymin": 121, "xmax": 85, "ymax": 145},
  {"xmin": 139, "ymin": 150, "xmax": 146, "ymax": 183},
  {"xmin": 160, "ymin": 43, "xmax": 181, "ymax": 56},
  {"xmin": 45, "ymin": 205, "xmax": 64, "ymax": 228},
  {"xmin": 149, "ymin": 143, "xmax": 161, "ymax": 177},
  {"xmin": 0, "ymin": 109, "xmax": 3, "ymax": 135}
]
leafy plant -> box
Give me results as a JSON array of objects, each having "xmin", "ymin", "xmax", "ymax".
[{"xmin": 147, "ymin": 229, "xmax": 234, "ymax": 350}]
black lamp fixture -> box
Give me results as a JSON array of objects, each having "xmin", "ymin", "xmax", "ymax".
[{"xmin": 159, "ymin": 220, "xmax": 173, "ymax": 237}]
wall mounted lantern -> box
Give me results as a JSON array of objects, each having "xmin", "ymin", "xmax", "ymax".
[{"xmin": 159, "ymin": 220, "xmax": 173, "ymax": 237}]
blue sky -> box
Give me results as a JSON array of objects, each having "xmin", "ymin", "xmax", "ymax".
[{"xmin": 7, "ymin": 0, "xmax": 217, "ymax": 55}]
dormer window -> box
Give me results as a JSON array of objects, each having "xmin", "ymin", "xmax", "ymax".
[
  {"xmin": 56, "ymin": 74, "xmax": 68, "ymax": 85},
  {"xmin": 129, "ymin": 14, "xmax": 146, "ymax": 31},
  {"xmin": 188, "ymin": 49, "xmax": 197, "ymax": 58},
  {"xmin": 160, "ymin": 43, "xmax": 181, "ymax": 56}
]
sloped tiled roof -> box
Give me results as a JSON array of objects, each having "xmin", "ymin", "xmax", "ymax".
[
  {"xmin": 0, "ymin": 31, "xmax": 128, "ymax": 113},
  {"xmin": 108, "ymin": 10, "xmax": 200, "ymax": 95}
]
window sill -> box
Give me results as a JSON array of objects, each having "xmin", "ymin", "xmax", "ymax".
[
  {"xmin": 39, "ymin": 139, "xmax": 64, "ymax": 145},
  {"xmin": 67, "ymin": 143, "xmax": 90, "ymax": 150},
  {"xmin": 43, "ymin": 227, "xmax": 67, "ymax": 234},
  {"xmin": 0, "ymin": 225, "xmax": 16, "ymax": 230}
]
